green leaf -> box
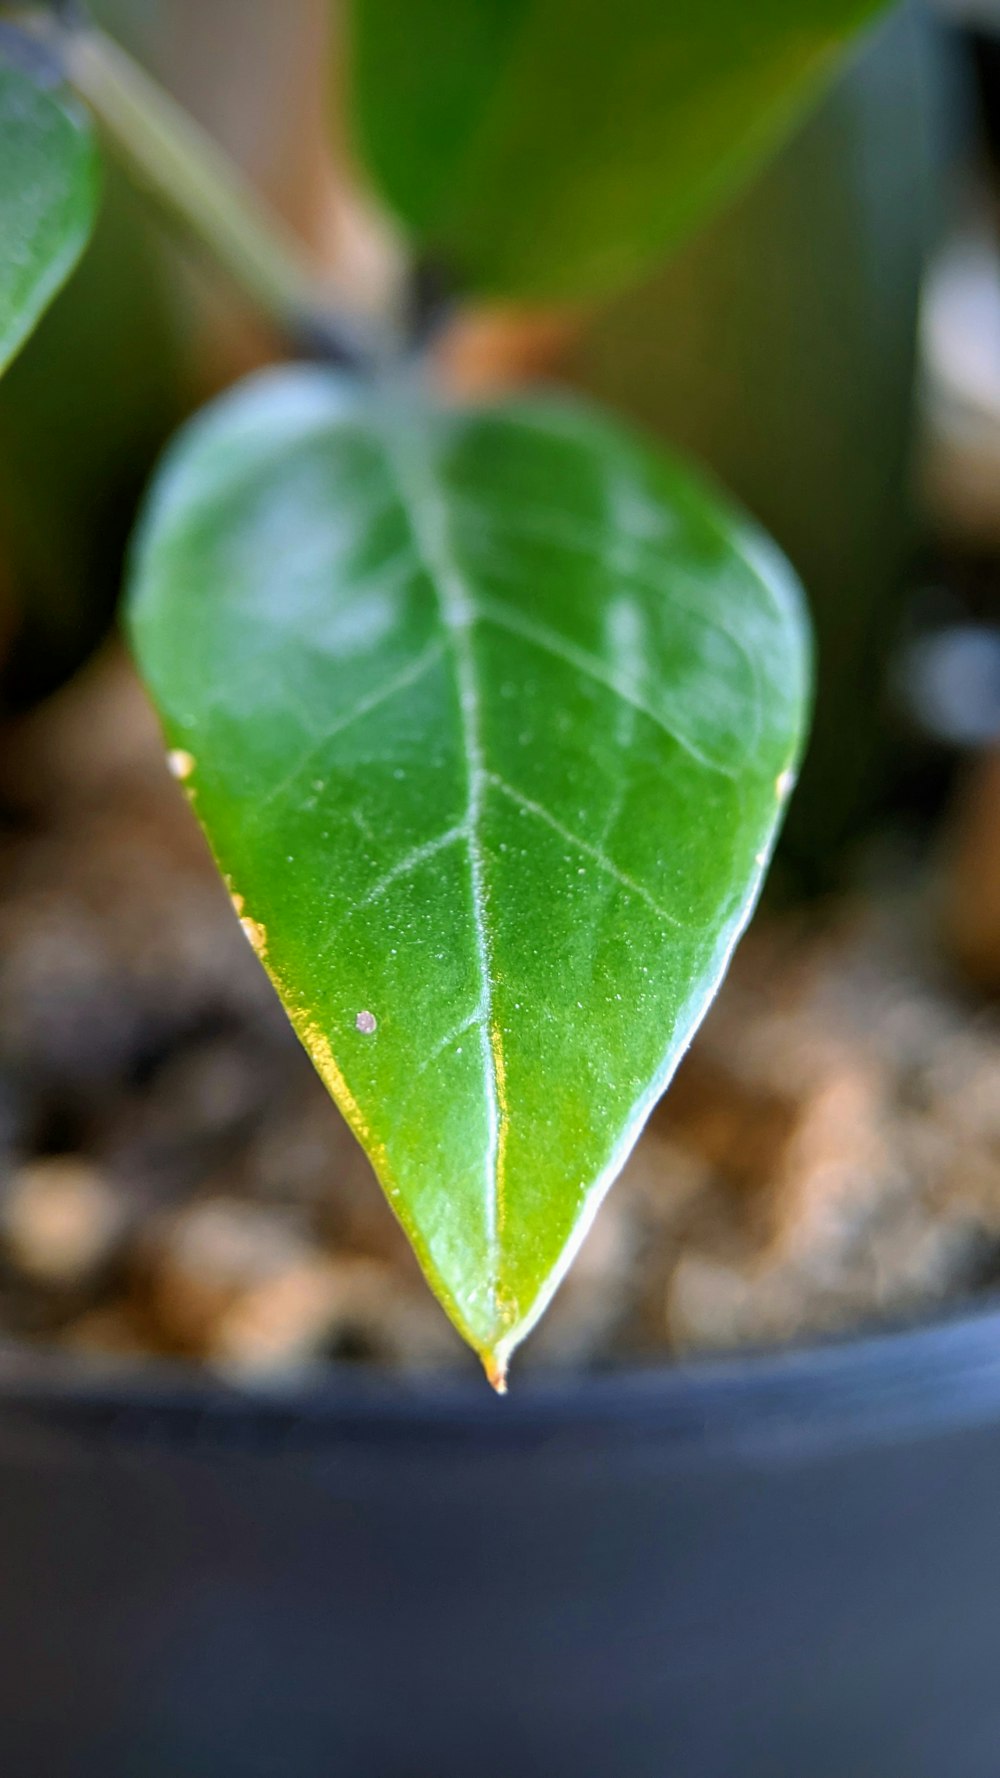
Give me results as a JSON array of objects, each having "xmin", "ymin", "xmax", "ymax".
[
  {"xmin": 347, "ymin": 0, "xmax": 891, "ymax": 301},
  {"xmin": 0, "ymin": 54, "xmax": 99, "ymax": 377},
  {"xmin": 128, "ymin": 369, "xmax": 810, "ymax": 1381}
]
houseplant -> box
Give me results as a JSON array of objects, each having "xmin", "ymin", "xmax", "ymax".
[{"xmin": 4, "ymin": 4, "xmax": 1000, "ymax": 1775}]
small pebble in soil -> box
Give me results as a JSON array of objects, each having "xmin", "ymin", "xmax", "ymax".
[
  {"xmin": 144, "ymin": 1198, "xmax": 315, "ymax": 1353},
  {"xmin": 1, "ymin": 1158, "xmax": 125, "ymax": 1286}
]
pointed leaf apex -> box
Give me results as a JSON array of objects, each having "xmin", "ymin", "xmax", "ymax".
[{"xmin": 483, "ymin": 1353, "xmax": 509, "ymax": 1395}]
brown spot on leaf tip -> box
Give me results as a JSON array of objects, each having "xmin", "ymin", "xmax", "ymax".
[
  {"xmin": 484, "ymin": 1354, "xmax": 508, "ymax": 1394},
  {"xmin": 355, "ymin": 1010, "xmax": 377, "ymax": 1035}
]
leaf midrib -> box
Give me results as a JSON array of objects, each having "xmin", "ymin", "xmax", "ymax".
[{"xmin": 378, "ymin": 417, "xmax": 509, "ymax": 1323}]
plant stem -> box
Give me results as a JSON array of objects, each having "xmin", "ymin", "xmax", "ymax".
[{"xmin": 56, "ymin": 20, "xmax": 390, "ymax": 369}]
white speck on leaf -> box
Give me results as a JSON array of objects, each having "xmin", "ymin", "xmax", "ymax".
[
  {"xmin": 356, "ymin": 1010, "xmax": 377, "ymax": 1035},
  {"xmin": 167, "ymin": 749, "xmax": 195, "ymax": 781}
]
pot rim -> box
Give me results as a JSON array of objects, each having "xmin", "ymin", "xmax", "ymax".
[{"xmin": 0, "ymin": 1293, "xmax": 998, "ymax": 1460}]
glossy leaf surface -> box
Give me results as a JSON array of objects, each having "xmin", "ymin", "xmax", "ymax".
[
  {"xmin": 0, "ymin": 55, "xmax": 99, "ymax": 377},
  {"xmin": 128, "ymin": 368, "xmax": 810, "ymax": 1378},
  {"xmin": 347, "ymin": 0, "xmax": 890, "ymax": 301}
]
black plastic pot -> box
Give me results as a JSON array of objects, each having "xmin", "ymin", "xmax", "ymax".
[{"xmin": 2, "ymin": 1307, "xmax": 1000, "ymax": 1777}]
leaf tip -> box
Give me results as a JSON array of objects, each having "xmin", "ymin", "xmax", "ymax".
[{"xmin": 483, "ymin": 1352, "xmax": 509, "ymax": 1395}]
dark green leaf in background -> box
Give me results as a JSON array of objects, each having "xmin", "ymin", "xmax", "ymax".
[
  {"xmin": 0, "ymin": 159, "xmax": 183, "ymax": 711},
  {"xmin": 129, "ymin": 368, "xmax": 810, "ymax": 1378},
  {"xmin": 572, "ymin": 3, "xmax": 929, "ymax": 882},
  {"xmin": 0, "ymin": 55, "xmax": 99, "ymax": 377},
  {"xmin": 347, "ymin": 0, "xmax": 891, "ymax": 302}
]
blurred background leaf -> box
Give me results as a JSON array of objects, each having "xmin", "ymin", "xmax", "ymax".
[
  {"xmin": 0, "ymin": 0, "xmax": 363, "ymax": 713},
  {"xmin": 0, "ymin": 54, "xmax": 99, "ymax": 377},
  {"xmin": 346, "ymin": 0, "xmax": 893, "ymax": 301},
  {"xmin": 570, "ymin": 5, "xmax": 940, "ymax": 880},
  {"xmin": 0, "ymin": 159, "xmax": 181, "ymax": 709}
]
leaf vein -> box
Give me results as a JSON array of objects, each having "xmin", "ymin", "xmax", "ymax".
[
  {"xmin": 344, "ymin": 824, "xmax": 469, "ymax": 920},
  {"xmin": 487, "ymin": 772, "xmax": 682, "ymax": 929},
  {"xmin": 416, "ymin": 1007, "xmax": 488, "ymax": 1079},
  {"xmin": 250, "ymin": 638, "xmax": 445, "ymax": 821},
  {"xmin": 474, "ymin": 594, "xmax": 737, "ymax": 779}
]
